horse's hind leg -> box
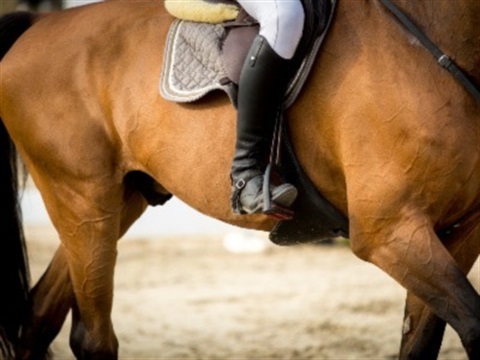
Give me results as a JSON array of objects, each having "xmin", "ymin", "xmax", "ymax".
[
  {"xmin": 65, "ymin": 187, "xmax": 148, "ymax": 359},
  {"xmin": 17, "ymin": 247, "xmax": 73, "ymax": 360},
  {"xmin": 350, "ymin": 208, "xmax": 480, "ymax": 359},
  {"xmin": 18, "ymin": 186, "xmax": 147, "ymax": 359},
  {"xmin": 23, "ymin": 165, "xmax": 133, "ymax": 360},
  {"xmin": 53, "ymin": 192, "xmax": 121, "ymax": 358},
  {"xmin": 399, "ymin": 219, "xmax": 480, "ymax": 359}
]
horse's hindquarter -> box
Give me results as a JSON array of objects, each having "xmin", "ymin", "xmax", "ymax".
[
  {"xmin": 0, "ymin": 2, "xmax": 176, "ymax": 231},
  {"xmin": 2, "ymin": 2, "xmax": 165, "ymax": 162}
]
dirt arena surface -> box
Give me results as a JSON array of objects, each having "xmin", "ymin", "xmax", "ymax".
[{"xmin": 26, "ymin": 225, "xmax": 478, "ymax": 359}]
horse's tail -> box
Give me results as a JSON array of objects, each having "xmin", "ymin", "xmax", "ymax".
[
  {"xmin": 0, "ymin": 11, "xmax": 36, "ymax": 60},
  {"xmin": 0, "ymin": 11, "xmax": 35, "ymax": 358}
]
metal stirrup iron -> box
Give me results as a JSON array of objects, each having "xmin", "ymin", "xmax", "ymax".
[{"xmin": 262, "ymin": 112, "xmax": 294, "ymax": 220}]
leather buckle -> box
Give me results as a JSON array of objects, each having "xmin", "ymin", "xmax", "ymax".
[{"xmin": 235, "ymin": 178, "xmax": 246, "ymax": 189}]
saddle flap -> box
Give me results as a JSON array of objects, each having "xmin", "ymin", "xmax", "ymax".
[{"xmin": 269, "ymin": 122, "xmax": 349, "ymax": 245}]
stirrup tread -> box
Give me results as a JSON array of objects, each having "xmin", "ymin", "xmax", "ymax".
[{"xmin": 263, "ymin": 203, "xmax": 295, "ymax": 220}]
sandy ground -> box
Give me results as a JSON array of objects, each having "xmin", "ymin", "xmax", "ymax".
[{"xmin": 25, "ymin": 225, "xmax": 478, "ymax": 360}]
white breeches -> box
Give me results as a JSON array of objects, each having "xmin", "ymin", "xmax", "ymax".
[{"xmin": 237, "ymin": 0, "xmax": 305, "ymax": 59}]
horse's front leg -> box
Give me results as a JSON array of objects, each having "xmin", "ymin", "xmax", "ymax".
[
  {"xmin": 398, "ymin": 220, "xmax": 480, "ymax": 359},
  {"xmin": 350, "ymin": 208, "xmax": 480, "ymax": 359}
]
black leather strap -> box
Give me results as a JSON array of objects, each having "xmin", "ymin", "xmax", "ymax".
[{"xmin": 380, "ymin": 0, "xmax": 480, "ymax": 102}]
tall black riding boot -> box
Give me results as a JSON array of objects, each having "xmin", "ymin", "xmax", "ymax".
[{"xmin": 231, "ymin": 35, "xmax": 298, "ymax": 215}]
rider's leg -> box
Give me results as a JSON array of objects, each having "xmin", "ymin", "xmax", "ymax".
[{"xmin": 231, "ymin": 0, "xmax": 305, "ymax": 214}]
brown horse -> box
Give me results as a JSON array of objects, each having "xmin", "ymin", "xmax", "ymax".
[{"xmin": 0, "ymin": 0, "xmax": 479, "ymax": 359}]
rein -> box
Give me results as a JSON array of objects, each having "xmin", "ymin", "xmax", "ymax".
[{"xmin": 380, "ymin": 0, "xmax": 480, "ymax": 103}]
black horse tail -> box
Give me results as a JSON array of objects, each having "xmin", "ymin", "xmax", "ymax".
[
  {"xmin": 0, "ymin": 11, "xmax": 36, "ymax": 60},
  {"xmin": 0, "ymin": 11, "xmax": 36, "ymax": 358}
]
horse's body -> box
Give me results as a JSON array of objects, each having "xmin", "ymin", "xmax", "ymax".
[{"xmin": 0, "ymin": 0, "xmax": 479, "ymax": 358}]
